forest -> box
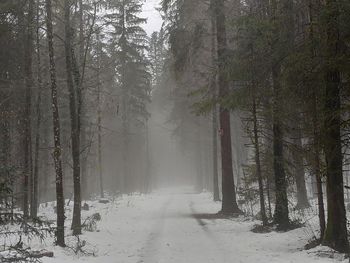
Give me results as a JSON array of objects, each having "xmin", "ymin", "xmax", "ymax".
[{"xmin": 0, "ymin": 0, "xmax": 350, "ymax": 262}]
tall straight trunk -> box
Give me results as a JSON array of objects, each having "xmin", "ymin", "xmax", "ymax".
[
  {"xmin": 210, "ymin": 9, "xmax": 220, "ymax": 201},
  {"xmin": 63, "ymin": 0, "xmax": 81, "ymax": 236},
  {"xmin": 307, "ymin": 0, "xmax": 325, "ymax": 238},
  {"xmin": 0, "ymin": 79, "xmax": 11, "ymax": 221},
  {"xmin": 312, "ymin": 94, "xmax": 325, "ymax": 238},
  {"xmin": 41, "ymin": 126, "xmax": 50, "ymax": 202},
  {"xmin": 23, "ymin": 0, "xmax": 35, "ymax": 220},
  {"xmin": 262, "ymin": 100, "xmax": 273, "ymax": 220},
  {"xmin": 31, "ymin": 0, "xmax": 43, "ymax": 218},
  {"xmin": 97, "ymin": 66, "xmax": 104, "ymax": 198},
  {"xmin": 249, "ymin": 31, "xmax": 267, "ymax": 223},
  {"xmin": 269, "ymin": 0, "xmax": 290, "ymax": 229},
  {"xmin": 271, "ymin": 65, "xmax": 289, "ymax": 229},
  {"xmin": 120, "ymin": 3, "xmax": 129, "ymax": 193},
  {"xmin": 80, "ymin": 122, "xmax": 88, "ymax": 199},
  {"xmin": 78, "ymin": 0, "xmax": 88, "ymax": 200},
  {"xmin": 323, "ymin": 71, "xmax": 348, "ymax": 252},
  {"xmin": 212, "ymin": 102, "xmax": 220, "ymax": 201},
  {"xmin": 322, "ymin": 0, "xmax": 348, "ymax": 252},
  {"xmin": 252, "ymin": 94, "xmax": 267, "ymax": 225},
  {"xmin": 45, "ymin": 0, "xmax": 65, "ymax": 247},
  {"xmin": 213, "ymin": 0, "xmax": 240, "ymax": 214}
]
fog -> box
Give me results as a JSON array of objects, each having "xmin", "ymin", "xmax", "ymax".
[{"xmin": 1, "ymin": 0, "xmax": 350, "ymax": 262}]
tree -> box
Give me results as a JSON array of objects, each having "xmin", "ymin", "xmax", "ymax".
[
  {"xmin": 31, "ymin": 0, "xmax": 43, "ymax": 219},
  {"xmin": 321, "ymin": 0, "xmax": 349, "ymax": 253},
  {"xmin": 63, "ymin": 0, "xmax": 81, "ymax": 235},
  {"xmin": 23, "ymin": 0, "xmax": 35, "ymax": 220},
  {"xmin": 105, "ymin": 0, "xmax": 151, "ymax": 193},
  {"xmin": 290, "ymin": 115, "xmax": 310, "ymax": 210},
  {"xmin": 268, "ymin": 0, "xmax": 293, "ymax": 230},
  {"xmin": 45, "ymin": 0, "xmax": 65, "ymax": 247},
  {"xmin": 209, "ymin": 7, "xmax": 220, "ymax": 202},
  {"xmin": 213, "ymin": 0, "xmax": 241, "ymax": 214}
]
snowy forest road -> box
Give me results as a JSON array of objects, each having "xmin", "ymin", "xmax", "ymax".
[
  {"xmin": 45, "ymin": 190, "xmax": 340, "ymax": 263},
  {"xmin": 138, "ymin": 193, "xmax": 229, "ymax": 263}
]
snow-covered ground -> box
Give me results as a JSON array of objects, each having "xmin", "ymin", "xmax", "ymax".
[{"xmin": 1, "ymin": 188, "xmax": 347, "ymax": 262}]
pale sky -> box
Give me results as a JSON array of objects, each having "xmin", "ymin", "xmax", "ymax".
[{"xmin": 142, "ymin": 0, "xmax": 163, "ymax": 35}]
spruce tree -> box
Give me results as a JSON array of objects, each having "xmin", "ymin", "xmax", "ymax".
[{"xmin": 105, "ymin": 0, "xmax": 151, "ymax": 193}]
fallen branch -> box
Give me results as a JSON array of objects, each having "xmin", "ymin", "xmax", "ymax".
[{"xmin": 0, "ymin": 249, "xmax": 53, "ymax": 263}]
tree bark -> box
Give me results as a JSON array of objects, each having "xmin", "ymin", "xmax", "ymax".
[
  {"xmin": 210, "ymin": 9, "xmax": 220, "ymax": 202},
  {"xmin": 312, "ymin": 93, "xmax": 326, "ymax": 239},
  {"xmin": 212, "ymin": 102, "xmax": 220, "ymax": 201},
  {"xmin": 307, "ymin": 0, "xmax": 325, "ymax": 239},
  {"xmin": 23, "ymin": 0, "xmax": 35, "ymax": 220},
  {"xmin": 252, "ymin": 94, "xmax": 267, "ymax": 225},
  {"xmin": 213, "ymin": 0, "xmax": 240, "ymax": 214},
  {"xmin": 322, "ymin": 0, "xmax": 348, "ymax": 252},
  {"xmin": 272, "ymin": 65, "xmax": 289, "ymax": 229},
  {"xmin": 31, "ymin": 0, "xmax": 43, "ymax": 219},
  {"xmin": 269, "ymin": 0, "xmax": 290, "ymax": 229},
  {"xmin": 97, "ymin": 60, "xmax": 104, "ymax": 198},
  {"xmin": 120, "ymin": 3, "xmax": 129, "ymax": 194},
  {"xmin": 63, "ymin": 0, "xmax": 81, "ymax": 236},
  {"xmin": 78, "ymin": 0, "xmax": 88, "ymax": 200},
  {"xmin": 45, "ymin": 0, "xmax": 65, "ymax": 247}
]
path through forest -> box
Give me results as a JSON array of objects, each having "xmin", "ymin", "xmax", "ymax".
[
  {"xmin": 43, "ymin": 189, "xmax": 343, "ymax": 263},
  {"xmin": 138, "ymin": 192, "xmax": 229, "ymax": 263}
]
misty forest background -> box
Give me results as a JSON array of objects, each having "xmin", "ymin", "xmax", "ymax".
[{"xmin": 1, "ymin": 0, "xmax": 350, "ymax": 259}]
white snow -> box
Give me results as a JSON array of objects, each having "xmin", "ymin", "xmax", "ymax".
[{"xmin": 1, "ymin": 188, "xmax": 347, "ymax": 263}]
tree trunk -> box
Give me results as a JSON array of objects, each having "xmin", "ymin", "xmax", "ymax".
[
  {"xmin": 120, "ymin": 4, "xmax": 129, "ymax": 194},
  {"xmin": 307, "ymin": 0, "xmax": 325, "ymax": 238},
  {"xmin": 31, "ymin": 0, "xmax": 43, "ymax": 219},
  {"xmin": 78, "ymin": 0, "xmax": 88, "ymax": 200},
  {"xmin": 97, "ymin": 64, "xmax": 104, "ymax": 198},
  {"xmin": 269, "ymin": 0, "xmax": 290, "ymax": 229},
  {"xmin": 210, "ymin": 9, "xmax": 220, "ymax": 202},
  {"xmin": 213, "ymin": 0, "xmax": 240, "ymax": 214},
  {"xmin": 252, "ymin": 95, "xmax": 267, "ymax": 225},
  {"xmin": 322, "ymin": 69, "xmax": 348, "ymax": 252},
  {"xmin": 64, "ymin": 0, "xmax": 81, "ymax": 235},
  {"xmin": 45, "ymin": 0, "xmax": 65, "ymax": 247},
  {"xmin": 212, "ymin": 102, "xmax": 220, "ymax": 201},
  {"xmin": 23, "ymin": 0, "xmax": 35, "ymax": 220},
  {"xmin": 322, "ymin": 0, "xmax": 348, "ymax": 252},
  {"xmin": 272, "ymin": 65, "xmax": 289, "ymax": 229},
  {"xmin": 313, "ymin": 107, "xmax": 325, "ymax": 238}
]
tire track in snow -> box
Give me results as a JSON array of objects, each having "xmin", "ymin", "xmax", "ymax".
[
  {"xmin": 189, "ymin": 199, "xmax": 230, "ymax": 263},
  {"xmin": 137, "ymin": 196, "xmax": 173, "ymax": 263}
]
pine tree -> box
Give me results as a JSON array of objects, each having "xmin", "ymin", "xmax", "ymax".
[
  {"xmin": 212, "ymin": 0, "xmax": 241, "ymax": 215},
  {"xmin": 105, "ymin": 0, "xmax": 151, "ymax": 193},
  {"xmin": 322, "ymin": 0, "xmax": 349, "ymax": 253},
  {"xmin": 63, "ymin": 0, "xmax": 81, "ymax": 236},
  {"xmin": 149, "ymin": 31, "xmax": 166, "ymax": 86},
  {"xmin": 22, "ymin": 0, "xmax": 35, "ymax": 221},
  {"xmin": 45, "ymin": 0, "xmax": 65, "ymax": 247}
]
